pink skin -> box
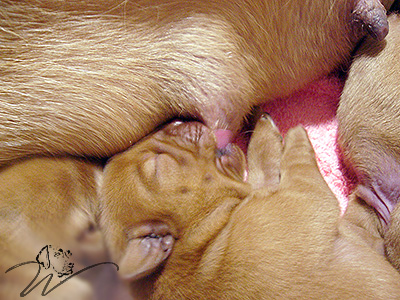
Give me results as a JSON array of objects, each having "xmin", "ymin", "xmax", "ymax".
[{"xmin": 214, "ymin": 129, "xmax": 234, "ymax": 149}]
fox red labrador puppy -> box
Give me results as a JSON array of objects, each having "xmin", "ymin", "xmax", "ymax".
[{"xmin": 100, "ymin": 116, "xmax": 400, "ymax": 299}]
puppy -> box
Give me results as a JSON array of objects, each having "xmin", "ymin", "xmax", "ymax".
[
  {"xmin": 337, "ymin": 13, "xmax": 400, "ymax": 271},
  {"xmin": 0, "ymin": 157, "xmax": 131, "ymax": 300},
  {"xmin": 100, "ymin": 116, "xmax": 400, "ymax": 299},
  {"xmin": 0, "ymin": 0, "xmax": 392, "ymax": 165}
]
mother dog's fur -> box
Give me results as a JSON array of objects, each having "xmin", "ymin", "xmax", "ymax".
[{"xmin": 0, "ymin": 0, "xmax": 392, "ymax": 164}]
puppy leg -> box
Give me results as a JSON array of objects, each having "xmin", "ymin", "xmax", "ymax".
[
  {"xmin": 341, "ymin": 194, "xmax": 386, "ymax": 256},
  {"xmin": 247, "ymin": 114, "xmax": 283, "ymax": 191},
  {"xmin": 270, "ymin": 126, "xmax": 341, "ymax": 226}
]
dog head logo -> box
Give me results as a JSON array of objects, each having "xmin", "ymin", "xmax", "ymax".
[{"xmin": 36, "ymin": 245, "xmax": 74, "ymax": 278}]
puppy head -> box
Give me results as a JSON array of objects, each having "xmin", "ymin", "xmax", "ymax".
[{"xmin": 99, "ymin": 120, "xmax": 250, "ymax": 281}]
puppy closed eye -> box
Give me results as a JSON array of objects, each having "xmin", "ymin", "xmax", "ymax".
[
  {"xmin": 141, "ymin": 153, "xmax": 156, "ymax": 179},
  {"xmin": 139, "ymin": 152, "xmax": 181, "ymax": 186}
]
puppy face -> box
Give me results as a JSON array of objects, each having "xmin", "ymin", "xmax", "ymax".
[{"xmin": 99, "ymin": 120, "xmax": 250, "ymax": 280}]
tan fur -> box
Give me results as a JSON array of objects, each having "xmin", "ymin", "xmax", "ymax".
[
  {"xmin": 0, "ymin": 0, "xmax": 390, "ymax": 165},
  {"xmin": 337, "ymin": 13, "xmax": 400, "ymax": 272},
  {"xmin": 100, "ymin": 116, "xmax": 400, "ymax": 300},
  {"xmin": 385, "ymin": 205, "xmax": 400, "ymax": 270},
  {"xmin": 338, "ymin": 14, "xmax": 400, "ymax": 183},
  {"xmin": 0, "ymin": 157, "xmax": 131, "ymax": 300}
]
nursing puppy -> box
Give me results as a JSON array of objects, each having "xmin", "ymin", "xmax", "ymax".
[
  {"xmin": 0, "ymin": 157, "xmax": 131, "ymax": 300},
  {"xmin": 337, "ymin": 13, "xmax": 400, "ymax": 271},
  {"xmin": 0, "ymin": 0, "xmax": 392, "ymax": 165},
  {"xmin": 100, "ymin": 116, "xmax": 400, "ymax": 299}
]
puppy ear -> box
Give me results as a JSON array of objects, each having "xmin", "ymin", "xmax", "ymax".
[
  {"xmin": 36, "ymin": 245, "xmax": 51, "ymax": 269},
  {"xmin": 119, "ymin": 223, "xmax": 175, "ymax": 280}
]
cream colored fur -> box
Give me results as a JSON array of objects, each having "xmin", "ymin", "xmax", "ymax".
[{"xmin": 0, "ymin": 0, "xmax": 391, "ymax": 164}]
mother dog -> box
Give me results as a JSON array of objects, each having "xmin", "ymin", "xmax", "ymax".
[{"xmin": 0, "ymin": 0, "xmax": 393, "ymax": 164}]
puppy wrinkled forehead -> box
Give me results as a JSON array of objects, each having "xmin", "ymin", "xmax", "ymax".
[{"xmin": 156, "ymin": 120, "xmax": 216, "ymax": 149}]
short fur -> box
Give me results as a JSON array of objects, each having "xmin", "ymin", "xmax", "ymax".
[
  {"xmin": 100, "ymin": 116, "xmax": 400, "ymax": 299},
  {"xmin": 337, "ymin": 13, "xmax": 400, "ymax": 271},
  {"xmin": 0, "ymin": 0, "xmax": 391, "ymax": 165},
  {"xmin": 0, "ymin": 157, "xmax": 131, "ymax": 300}
]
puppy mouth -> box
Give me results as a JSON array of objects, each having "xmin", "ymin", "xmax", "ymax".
[{"xmin": 215, "ymin": 143, "xmax": 247, "ymax": 181}]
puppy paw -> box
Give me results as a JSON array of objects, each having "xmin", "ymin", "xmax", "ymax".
[
  {"xmin": 281, "ymin": 126, "xmax": 316, "ymax": 168},
  {"xmin": 279, "ymin": 127, "xmax": 324, "ymax": 189},
  {"xmin": 353, "ymin": 0, "xmax": 389, "ymax": 41},
  {"xmin": 247, "ymin": 114, "xmax": 283, "ymax": 190},
  {"xmin": 119, "ymin": 222, "xmax": 175, "ymax": 280}
]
